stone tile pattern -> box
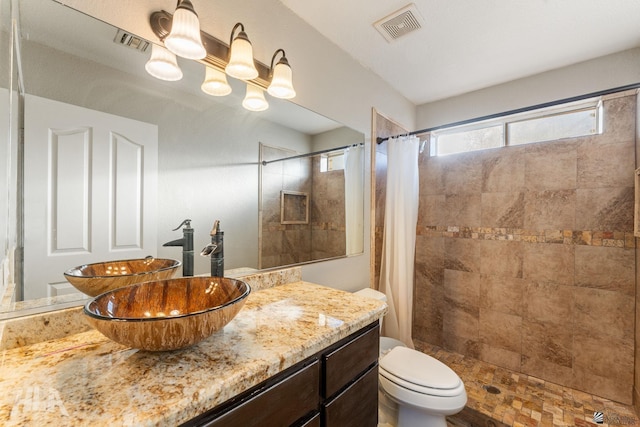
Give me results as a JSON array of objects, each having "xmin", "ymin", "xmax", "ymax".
[
  {"xmin": 260, "ymin": 145, "xmax": 345, "ymax": 269},
  {"xmin": 310, "ymin": 153, "xmax": 346, "ymax": 261},
  {"xmin": 414, "ymin": 341, "xmax": 640, "ymax": 427},
  {"xmin": 413, "ymin": 94, "xmax": 637, "ymax": 404}
]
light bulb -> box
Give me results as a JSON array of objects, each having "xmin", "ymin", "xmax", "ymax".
[
  {"xmin": 268, "ymin": 58, "xmax": 296, "ymax": 99},
  {"xmin": 164, "ymin": 0, "xmax": 206, "ymax": 60},
  {"xmin": 145, "ymin": 44, "xmax": 183, "ymax": 81},
  {"xmin": 242, "ymin": 84, "xmax": 268, "ymax": 111},
  {"xmin": 225, "ymin": 27, "xmax": 258, "ymax": 80},
  {"xmin": 201, "ymin": 66, "xmax": 232, "ymax": 96}
]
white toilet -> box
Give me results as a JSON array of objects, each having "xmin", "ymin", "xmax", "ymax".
[{"xmin": 355, "ymin": 288, "xmax": 467, "ymax": 427}]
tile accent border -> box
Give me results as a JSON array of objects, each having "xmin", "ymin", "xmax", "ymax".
[{"xmin": 395, "ymin": 226, "xmax": 635, "ymax": 248}]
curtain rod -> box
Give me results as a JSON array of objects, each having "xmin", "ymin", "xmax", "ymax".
[
  {"xmin": 261, "ymin": 143, "xmax": 364, "ymax": 165},
  {"xmin": 376, "ymin": 82, "xmax": 640, "ymax": 144}
]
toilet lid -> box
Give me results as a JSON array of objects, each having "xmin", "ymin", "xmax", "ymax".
[{"xmin": 379, "ymin": 347, "xmax": 461, "ymax": 390}]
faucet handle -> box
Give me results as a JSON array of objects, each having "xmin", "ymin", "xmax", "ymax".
[
  {"xmin": 200, "ymin": 243, "xmax": 218, "ymax": 257},
  {"xmin": 172, "ymin": 219, "xmax": 192, "ymax": 231}
]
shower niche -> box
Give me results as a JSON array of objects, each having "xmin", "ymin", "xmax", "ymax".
[{"xmin": 281, "ymin": 191, "xmax": 309, "ymax": 225}]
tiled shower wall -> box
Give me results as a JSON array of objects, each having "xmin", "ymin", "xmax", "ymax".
[
  {"xmin": 260, "ymin": 145, "xmax": 346, "ymax": 269},
  {"xmin": 261, "ymin": 146, "xmax": 313, "ymax": 269},
  {"xmin": 310, "ymin": 159, "xmax": 346, "ymax": 261},
  {"xmin": 413, "ymin": 92, "xmax": 636, "ymax": 404}
]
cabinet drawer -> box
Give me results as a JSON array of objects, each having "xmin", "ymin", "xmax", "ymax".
[
  {"xmin": 323, "ymin": 364, "xmax": 378, "ymax": 427},
  {"xmin": 323, "ymin": 323, "xmax": 379, "ymax": 399},
  {"xmin": 202, "ymin": 359, "xmax": 320, "ymax": 427},
  {"xmin": 297, "ymin": 412, "xmax": 320, "ymax": 427}
]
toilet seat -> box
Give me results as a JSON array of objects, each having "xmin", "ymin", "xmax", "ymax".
[
  {"xmin": 379, "ymin": 347, "xmax": 464, "ymax": 398},
  {"xmin": 379, "ymin": 373, "xmax": 467, "ymax": 415}
]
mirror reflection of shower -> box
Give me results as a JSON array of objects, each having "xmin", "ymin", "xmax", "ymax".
[{"xmin": 259, "ymin": 137, "xmax": 364, "ymax": 269}]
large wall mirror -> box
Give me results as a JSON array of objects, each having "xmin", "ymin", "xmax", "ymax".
[{"xmin": 0, "ymin": 0, "xmax": 365, "ymax": 318}]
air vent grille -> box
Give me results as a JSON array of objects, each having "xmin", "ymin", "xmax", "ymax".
[
  {"xmin": 113, "ymin": 29, "xmax": 150, "ymax": 53},
  {"xmin": 374, "ymin": 3, "xmax": 424, "ymax": 43}
]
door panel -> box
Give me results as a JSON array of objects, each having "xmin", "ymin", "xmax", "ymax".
[
  {"xmin": 24, "ymin": 95, "xmax": 158, "ymax": 300},
  {"xmin": 111, "ymin": 132, "xmax": 143, "ymax": 249},
  {"xmin": 50, "ymin": 127, "xmax": 92, "ymax": 254}
]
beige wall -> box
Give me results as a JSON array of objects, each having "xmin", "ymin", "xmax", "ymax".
[
  {"xmin": 413, "ymin": 92, "xmax": 636, "ymax": 404},
  {"xmin": 417, "ymin": 48, "xmax": 640, "ymax": 130}
]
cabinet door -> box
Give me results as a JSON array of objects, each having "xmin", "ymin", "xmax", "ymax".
[
  {"xmin": 323, "ymin": 323, "xmax": 378, "ymax": 399},
  {"xmin": 200, "ymin": 360, "xmax": 320, "ymax": 427},
  {"xmin": 323, "ymin": 364, "xmax": 378, "ymax": 427},
  {"xmin": 297, "ymin": 412, "xmax": 321, "ymax": 427}
]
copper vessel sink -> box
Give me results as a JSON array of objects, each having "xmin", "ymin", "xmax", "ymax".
[
  {"xmin": 84, "ymin": 277, "xmax": 251, "ymax": 351},
  {"xmin": 64, "ymin": 257, "xmax": 181, "ymax": 297}
]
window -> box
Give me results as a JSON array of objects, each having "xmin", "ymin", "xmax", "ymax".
[
  {"xmin": 320, "ymin": 152, "xmax": 345, "ymax": 172},
  {"xmin": 431, "ymin": 124, "xmax": 503, "ymax": 156},
  {"xmin": 430, "ymin": 98, "xmax": 602, "ymax": 156}
]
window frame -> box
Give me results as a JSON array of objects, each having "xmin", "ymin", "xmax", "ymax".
[{"xmin": 429, "ymin": 97, "xmax": 603, "ymax": 157}]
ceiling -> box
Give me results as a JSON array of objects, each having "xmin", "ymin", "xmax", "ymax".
[{"xmin": 278, "ymin": 0, "xmax": 640, "ymax": 105}]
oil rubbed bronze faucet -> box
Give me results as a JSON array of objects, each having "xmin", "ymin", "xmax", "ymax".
[
  {"xmin": 200, "ymin": 220, "xmax": 224, "ymax": 277},
  {"xmin": 163, "ymin": 219, "xmax": 194, "ymax": 276}
]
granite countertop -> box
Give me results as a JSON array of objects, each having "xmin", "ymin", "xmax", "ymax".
[{"xmin": 0, "ymin": 281, "xmax": 386, "ymax": 426}]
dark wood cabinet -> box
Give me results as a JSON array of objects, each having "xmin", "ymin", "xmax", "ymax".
[
  {"xmin": 297, "ymin": 413, "xmax": 321, "ymax": 427},
  {"xmin": 181, "ymin": 321, "xmax": 379, "ymax": 427},
  {"xmin": 199, "ymin": 360, "xmax": 320, "ymax": 427},
  {"xmin": 323, "ymin": 365, "xmax": 379, "ymax": 427},
  {"xmin": 323, "ymin": 324, "xmax": 379, "ymax": 399}
]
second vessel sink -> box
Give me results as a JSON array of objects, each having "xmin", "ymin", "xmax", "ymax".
[
  {"xmin": 64, "ymin": 257, "xmax": 181, "ymax": 297},
  {"xmin": 84, "ymin": 277, "xmax": 251, "ymax": 351}
]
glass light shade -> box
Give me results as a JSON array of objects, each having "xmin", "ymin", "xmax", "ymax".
[
  {"xmin": 225, "ymin": 36, "xmax": 259, "ymax": 80},
  {"xmin": 145, "ymin": 44, "xmax": 183, "ymax": 81},
  {"xmin": 201, "ymin": 66, "xmax": 232, "ymax": 96},
  {"xmin": 242, "ymin": 84, "xmax": 268, "ymax": 111},
  {"xmin": 267, "ymin": 61, "xmax": 296, "ymax": 99},
  {"xmin": 164, "ymin": 1, "xmax": 206, "ymax": 60}
]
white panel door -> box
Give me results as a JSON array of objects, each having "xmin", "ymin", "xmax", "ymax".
[{"xmin": 23, "ymin": 94, "xmax": 158, "ymax": 300}]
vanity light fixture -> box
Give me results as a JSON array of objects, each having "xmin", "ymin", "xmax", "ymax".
[
  {"xmin": 267, "ymin": 49, "xmax": 296, "ymax": 99},
  {"xmin": 145, "ymin": 44, "xmax": 183, "ymax": 81},
  {"xmin": 164, "ymin": 0, "xmax": 206, "ymax": 60},
  {"xmin": 201, "ymin": 66, "xmax": 232, "ymax": 96},
  {"xmin": 242, "ymin": 84, "xmax": 269, "ymax": 111},
  {"xmin": 148, "ymin": 7, "xmax": 296, "ymax": 111},
  {"xmin": 225, "ymin": 23, "xmax": 259, "ymax": 81}
]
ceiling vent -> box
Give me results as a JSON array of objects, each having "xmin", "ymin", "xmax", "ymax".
[
  {"xmin": 113, "ymin": 29, "xmax": 150, "ymax": 53},
  {"xmin": 374, "ymin": 3, "xmax": 424, "ymax": 43}
]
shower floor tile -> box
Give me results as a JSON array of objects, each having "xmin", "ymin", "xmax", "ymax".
[{"xmin": 412, "ymin": 340, "xmax": 640, "ymax": 427}]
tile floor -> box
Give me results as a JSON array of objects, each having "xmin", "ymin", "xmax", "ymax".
[{"xmin": 411, "ymin": 340, "xmax": 640, "ymax": 427}]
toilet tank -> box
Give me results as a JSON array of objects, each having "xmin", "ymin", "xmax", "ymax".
[
  {"xmin": 355, "ymin": 288, "xmax": 407, "ymax": 353},
  {"xmin": 355, "ymin": 287, "xmax": 387, "ymax": 302}
]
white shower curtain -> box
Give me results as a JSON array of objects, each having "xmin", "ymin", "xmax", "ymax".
[
  {"xmin": 379, "ymin": 135, "xmax": 420, "ymax": 348},
  {"xmin": 344, "ymin": 145, "xmax": 364, "ymax": 255}
]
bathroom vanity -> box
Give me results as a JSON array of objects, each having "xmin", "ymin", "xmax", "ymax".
[
  {"xmin": 188, "ymin": 320, "xmax": 379, "ymax": 427},
  {"xmin": 0, "ymin": 281, "xmax": 386, "ymax": 426}
]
